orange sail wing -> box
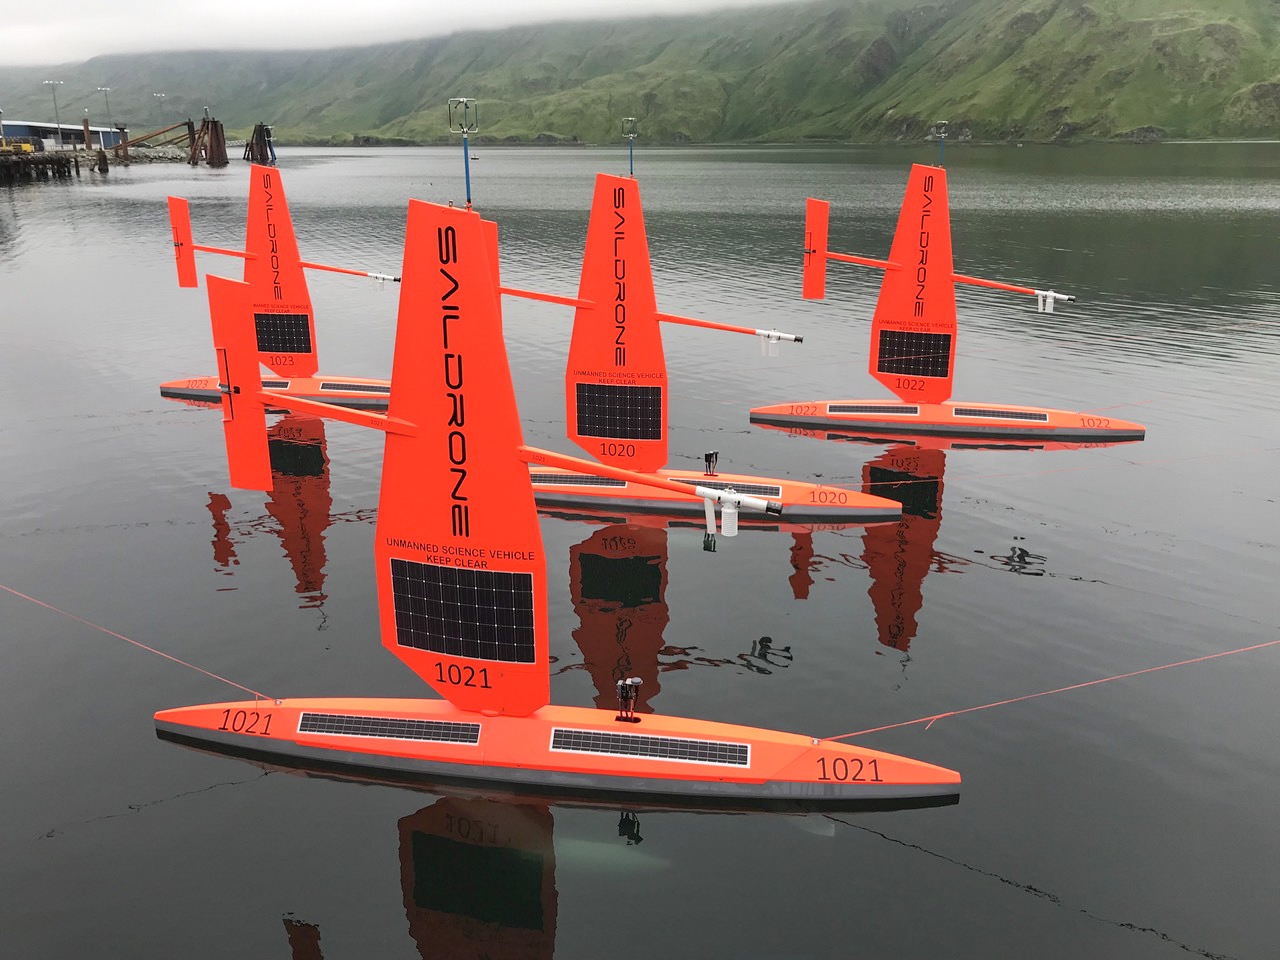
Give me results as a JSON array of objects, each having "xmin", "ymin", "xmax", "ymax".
[
  {"xmin": 373, "ymin": 200, "xmax": 550, "ymax": 716},
  {"xmin": 243, "ymin": 164, "xmax": 319, "ymax": 379},
  {"xmin": 869, "ymin": 165, "xmax": 957, "ymax": 405},
  {"xmin": 566, "ymin": 174, "xmax": 668, "ymax": 473},
  {"xmin": 208, "ymin": 275, "xmax": 273, "ymax": 491}
]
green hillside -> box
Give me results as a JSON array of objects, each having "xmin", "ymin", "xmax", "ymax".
[{"xmin": 3, "ymin": 0, "xmax": 1279, "ymax": 144}]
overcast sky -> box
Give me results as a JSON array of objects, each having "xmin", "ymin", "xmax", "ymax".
[{"xmin": 3, "ymin": 0, "xmax": 798, "ymax": 66}]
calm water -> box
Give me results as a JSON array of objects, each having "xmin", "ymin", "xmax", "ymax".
[{"xmin": 2, "ymin": 143, "xmax": 1278, "ymax": 958}]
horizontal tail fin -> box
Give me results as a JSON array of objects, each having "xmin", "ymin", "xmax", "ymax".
[
  {"xmin": 168, "ymin": 196, "xmax": 198, "ymax": 289},
  {"xmin": 802, "ymin": 198, "xmax": 829, "ymax": 301},
  {"xmin": 207, "ymin": 275, "xmax": 271, "ymax": 491}
]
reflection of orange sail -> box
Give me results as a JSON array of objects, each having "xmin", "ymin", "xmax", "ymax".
[
  {"xmin": 569, "ymin": 524, "xmax": 669, "ymax": 713},
  {"xmin": 207, "ymin": 493, "xmax": 238, "ymax": 570},
  {"xmin": 788, "ymin": 532, "xmax": 816, "ymax": 601},
  {"xmin": 243, "ymin": 165, "xmax": 319, "ymax": 378},
  {"xmin": 567, "ymin": 175, "xmax": 667, "ymax": 473},
  {"xmin": 204, "ymin": 415, "xmax": 332, "ymax": 607},
  {"xmin": 264, "ymin": 416, "xmax": 331, "ymax": 607},
  {"xmin": 869, "ymin": 166, "xmax": 956, "ymax": 405},
  {"xmin": 860, "ymin": 445, "xmax": 948, "ymax": 652},
  {"xmin": 399, "ymin": 797, "xmax": 556, "ymax": 960}
]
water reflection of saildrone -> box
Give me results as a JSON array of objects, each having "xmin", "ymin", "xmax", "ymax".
[
  {"xmin": 206, "ymin": 414, "xmax": 332, "ymax": 608},
  {"xmin": 564, "ymin": 523, "xmax": 793, "ymax": 710},
  {"xmin": 399, "ymin": 796, "xmax": 557, "ymax": 960},
  {"xmin": 786, "ymin": 444, "xmax": 961, "ymax": 654}
]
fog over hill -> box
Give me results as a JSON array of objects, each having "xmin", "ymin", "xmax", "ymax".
[{"xmin": 3, "ymin": 0, "xmax": 1278, "ymax": 143}]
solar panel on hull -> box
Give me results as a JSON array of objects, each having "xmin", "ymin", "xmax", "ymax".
[
  {"xmin": 254, "ymin": 313, "xmax": 313, "ymax": 354},
  {"xmin": 674, "ymin": 478, "xmax": 781, "ymax": 499},
  {"xmin": 299, "ymin": 712, "xmax": 481, "ymax": 743},
  {"xmin": 876, "ymin": 331, "xmax": 951, "ymax": 379},
  {"xmin": 575, "ymin": 384, "xmax": 662, "ymax": 440},
  {"xmin": 390, "ymin": 559, "xmax": 536, "ymax": 663},
  {"xmin": 829, "ymin": 404, "xmax": 920, "ymax": 416},
  {"xmin": 319, "ymin": 382, "xmax": 391, "ymax": 394},
  {"xmin": 551, "ymin": 728, "xmax": 750, "ymax": 766},
  {"xmin": 261, "ymin": 379, "xmax": 289, "ymax": 389},
  {"xmin": 953, "ymin": 407, "xmax": 1049, "ymax": 422},
  {"xmin": 530, "ymin": 473, "xmax": 627, "ymax": 488}
]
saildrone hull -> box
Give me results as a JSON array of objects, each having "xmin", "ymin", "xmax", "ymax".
[
  {"xmin": 160, "ymin": 375, "xmax": 392, "ymax": 411},
  {"xmin": 155, "ymin": 697, "xmax": 960, "ymax": 809},
  {"xmin": 528, "ymin": 466, "xmax": 900, "ymax": 523},
  {"xmin": 750, "ymin": 399, "xmax": 1145, "ymax": 442}
]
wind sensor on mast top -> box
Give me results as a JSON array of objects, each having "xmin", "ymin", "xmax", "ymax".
[
  {"xmin": 448, "ymin": 97, "xmax": 479, "ymax": 208},
  {"xmin": 622, "ymin": 116, "xmax": 639, "ymax": 177},
  {"xmin": 931, "ymin": 119, "xmax": 949, "ymax": 166}
]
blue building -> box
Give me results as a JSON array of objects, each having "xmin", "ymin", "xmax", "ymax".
[{"xmin": 0, "ymin": 119, "xmax": 127, "ymax": 149}]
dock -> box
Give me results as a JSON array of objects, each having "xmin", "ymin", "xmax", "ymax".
[{"xmin": 0, "ymin": 152, "xmax": 76, "ymax": 185}]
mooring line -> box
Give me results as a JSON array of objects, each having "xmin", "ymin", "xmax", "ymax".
[
  {"xmin": 0, "ymin": 582, "xmax": 276, "ymax": 701},
  {"xmin": 823, "ymin": 638, "xmax": 1280, "ymax": 742}
]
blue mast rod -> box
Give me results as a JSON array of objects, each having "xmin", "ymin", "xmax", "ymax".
[{"xmin": 462, "ymin": 128, "xmax": 473, "ymax": 207}]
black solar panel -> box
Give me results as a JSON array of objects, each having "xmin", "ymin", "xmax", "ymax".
[
  {"xmin": 319, "ymin": 382, "xmax": 391, "ymax": 394},
  {"xmin": 575, "ymin": 384, "xmax": 662, "ymax": 440},
  {"xmin": 254, "ymin": 313, "xmax": 313, "ymax": 354},
  {"xmin": 390, "ymin": 558, "xmax": 536, "ymax": 663},
  {"xmin": 829, "ymin": 403, "xmax": 920, "ymax": 415},
  {"xmin": 529, "ymin": 473, "xmax": 627, "ymax": 488},
  {"xmin": 674, "ymin": 478, "xmax": 781, "ymax": 499},
  {"xmin": 550, "ymin": 728, "xmax": 750, "ymax": 766},
  {"xmin": 298, "ymin": 712, "xmax": 481, "ymax": 743},
  {"xmin": 953, "ymin": 407, "xmax": 1049, "ymax": 422},
  {"xmin": 260, "ymin": 379, "xmax": 289, "ymax": 389},
  {"xmin": 876, "ymin": 330, "xmax": 951, "ymax": 379}
]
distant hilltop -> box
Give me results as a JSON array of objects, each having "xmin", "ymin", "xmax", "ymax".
[{"xmin": 2, "ymin": 0, "xmax": 1279, "ymax": 144}]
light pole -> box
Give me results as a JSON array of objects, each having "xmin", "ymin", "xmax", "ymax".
[
  {"xmin": 97, "ymin": 87, "xmax": 113, "ymax": 129},
  {"xmin": 43, "ymin": 79, "xmax": 64, "ymax": 149},
  {"xmin": 153, "ymin": 92, "xmax": 166, "ymax": 123}
]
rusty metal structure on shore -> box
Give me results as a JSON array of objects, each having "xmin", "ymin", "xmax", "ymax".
[
  {"xmin": 110, "ymin": 113, "xmax": 228, "ymax": 166},
  {"xmin": 243, "ymin": 123, "xmax": 276, "ymax": 165}
]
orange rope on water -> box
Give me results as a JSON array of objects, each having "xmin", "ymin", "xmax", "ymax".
[
  {"xmin": 0, "ymin": 582, "xmax": 276, "ymax": 702},
  {"xmin": 823, "ymin": 638, "xmax": 1280, "ymax": 742}
]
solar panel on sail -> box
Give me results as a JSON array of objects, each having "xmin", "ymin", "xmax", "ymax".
[
  {"xmin": 254, "ymin": 313, "xmax": 313, "ymax": 354},
  {"xmin": 390, "ymin": 558, "xmax": 536, "ymax": 663},
  {"xmin": 876, "ymin": 331, "xmax": 951, "ymax": 379},
  {"xmin": 575, "ymin": 384, "xmax": 662, "ymax": 440}
]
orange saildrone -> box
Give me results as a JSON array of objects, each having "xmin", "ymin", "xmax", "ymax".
[
  {"xmin": 159, "ymin": 164, "xmax": 400, "ymax": 409},
  {"xmin": 155, "ymin": 198, "xmax": 959, "ymax": 808},
  {"xmin": 161, "ymin": 164, "xmax": 900, "ymax": 525},
  {"xmin": 519, "ymin": 173, "xmax": 900, "ymax": 524},
  {"xmin": 750, "ymin": 164, "xmax": 1146, "ymax": 442}
]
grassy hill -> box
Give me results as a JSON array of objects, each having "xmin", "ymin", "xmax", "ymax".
[{"xmin": 3, "ymin": 0, "xmax": 1279, "ymax": 144}]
